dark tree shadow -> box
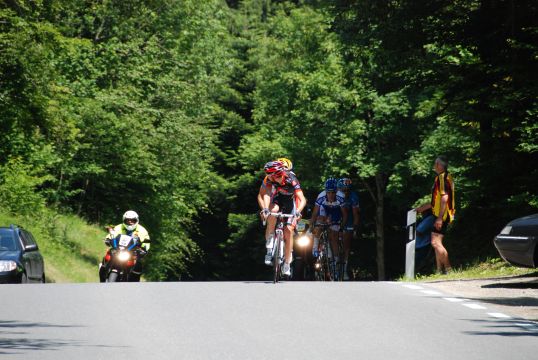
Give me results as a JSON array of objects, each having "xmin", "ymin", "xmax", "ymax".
[
  {"xmin": 0, "ymin": 320, "xmax": 126, "ymax": 355},
  {"xmin": 462, "ymin": 318, "xmax": 538, "ymax": 337}
]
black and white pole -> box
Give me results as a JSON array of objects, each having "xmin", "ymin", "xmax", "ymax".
[{"xmin": 405, "ymin": 209, "xmax": 417, "ymax": 279}]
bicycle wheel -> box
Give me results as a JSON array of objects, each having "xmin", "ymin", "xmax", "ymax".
[
  {"xmin": 273, "ymin": 236, "xmax": 281, "ymax": 283},
  {"xmin": 337, "ymin": 241, "xmax": 345, "ymax": 281}
]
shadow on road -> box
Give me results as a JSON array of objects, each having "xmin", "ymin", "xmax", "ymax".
[
  {"xmin": 463, "ymin": 318, "xmax": 538, "ymax": 337},
  {"xmin": 0, "ymin": 320, "xmax": 83, "ymax": 355},
  {"xmin": 481, "ymin": 281, "xmax": 538, "ymax": 289},
  {"xmin": 0, "ymin": 320, "xmax": 127, "ymax": 355}
]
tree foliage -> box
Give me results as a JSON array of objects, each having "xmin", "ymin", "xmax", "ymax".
[{"xmin": 1, "ymin": 0, "xmax": 536, "ymax": 280}]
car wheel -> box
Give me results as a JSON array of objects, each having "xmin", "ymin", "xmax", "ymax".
[{"xmin": 41, "ymin": 273, "xmax": 46, "ymax": 283}]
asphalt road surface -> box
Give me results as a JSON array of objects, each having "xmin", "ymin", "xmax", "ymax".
[{"xmin": 1, "ymin": 281, "xmax": 536, "ymax": 359}]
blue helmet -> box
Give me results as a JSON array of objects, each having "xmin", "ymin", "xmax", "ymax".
[
  {"xmin": 324, "ymin": 177, "xmax": 338, "ymax": 192},
  {"xmin": 337, "ymin": 178, "xmax": 352, "ymax": 190}
]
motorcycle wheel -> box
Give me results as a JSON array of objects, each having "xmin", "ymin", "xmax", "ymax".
[{"xmin": 107, "ymin": 272, "xmax": 119, "ymax": 282}]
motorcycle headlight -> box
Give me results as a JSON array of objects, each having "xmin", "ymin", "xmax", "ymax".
[
  {"xmin": 117, "ymin": 251, "xmax": 131, "ymax": 262},
  {"xmin": 0, "ymin": 260, "xmax": 17, "ymax": 272},
  {"xmin": 297, "ymin": 235, "xmax": 310, "ymax": 247}
]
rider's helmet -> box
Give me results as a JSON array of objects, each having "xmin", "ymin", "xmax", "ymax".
[
  {"xmin": 122, "ymin": 210, "xmax": 139, "ymax": 231},
  {"xmin": 276, "ymin": 157, "xmax": 293, "ymax": 171},
  {"xmin": 264, "ymin": 160, "xmax": 285, "ymax": 176},
  {"xmin": 337, "ymin": 177, "xmax": 352, "ymax": 190},
  {"xmin": 324, "ymin": 177, "xmax": 338, "ymax": 192}
]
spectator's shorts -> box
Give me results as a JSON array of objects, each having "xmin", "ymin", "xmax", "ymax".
[{"xmin": 432, "ymin": 219, "xmax": 450, "ymax": 235}]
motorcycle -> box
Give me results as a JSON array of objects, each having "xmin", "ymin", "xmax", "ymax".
[{"xmin": 101, "ymin": 231, "xmax": 145, "ymax": 282}]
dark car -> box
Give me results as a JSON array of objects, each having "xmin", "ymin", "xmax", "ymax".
[
  {"xmin": 494, "ymin": 214, "xmax": 538, "ymax": 268},
  {"xmin": 0, "ymin": 225, "xmax": 45, "ymax": 283}
]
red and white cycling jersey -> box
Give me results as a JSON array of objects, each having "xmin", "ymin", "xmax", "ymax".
[{"xmin": 261, "ymin": 170, "xmax": 301, "ymax": 197}]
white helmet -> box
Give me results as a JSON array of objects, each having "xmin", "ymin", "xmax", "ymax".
[{"xmin": 122, "ymin": 210, "xmax": 139, "ymax": 231}]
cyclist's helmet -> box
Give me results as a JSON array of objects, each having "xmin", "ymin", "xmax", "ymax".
[
  {"xmin": 123, "ymin": 210, "xmax": 139, "ymax": 231},
  {"xmin": 277, "ymin": 157, "xmax": 293, "ymax": 171},
  {"xmin": 264, "ymin": 161, "xmax": 285, "ymax": 176},
  {"xmin": 337, "ymin": 178, "xmax": 352, "ymax": 190},
  {"xmin": 324, "ymin": 177, "xmax": 338, "ymax": 192}
]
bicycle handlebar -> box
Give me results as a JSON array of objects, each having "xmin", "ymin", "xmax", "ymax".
[{"xmin": 262, "ymin": 212, "xmax": 296, "ymax": 226}]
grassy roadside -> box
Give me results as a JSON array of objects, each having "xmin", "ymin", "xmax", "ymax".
[
  {"xmin": 0, "ymin": 210, "xmax": 106, "ymax": 283},
  {"xmin": 410, "ymin": 257, "xmax": 537, "ymax": 282}
]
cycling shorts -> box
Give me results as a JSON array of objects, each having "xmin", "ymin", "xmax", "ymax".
[
  {"xmin": 272, "ymin": 194, "xmax": 297, "ymax": 227},
  {"xmin": 315, "ymin": 222, "xmax": 340, "ymax": 232}
]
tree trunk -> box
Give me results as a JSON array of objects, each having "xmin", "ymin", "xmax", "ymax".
[{"xmin": 375, "ymin": 173, "xmax": 385, "ymax": 280}]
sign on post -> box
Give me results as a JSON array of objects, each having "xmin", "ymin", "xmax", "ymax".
[{"xmin": 405, "ymin": 209, "xmax": 417, "ymax": 279}]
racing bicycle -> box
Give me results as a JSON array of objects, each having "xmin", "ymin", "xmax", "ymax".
[{"xmin": 263, "ymin": 212, "xmax": 295, "ymax": 283}]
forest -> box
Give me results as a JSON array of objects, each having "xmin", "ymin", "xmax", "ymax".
[{"xmin": 1, "ymin": 0, "xmax": 537, "ymax": 280}]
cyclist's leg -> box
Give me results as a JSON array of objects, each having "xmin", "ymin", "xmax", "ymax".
[
  {"xmin": 284, "ymin": 224, "xmax": 294, "ymax": 264},
  {"xmin": 342, "ymin": 229, "xmax": 352, "ymax": 280},
  {"xmin": 328, "ymin": 226, "xmax": 339, "ymax": 277},
  {"xmin": 265, "ymin": 202, "xmax": 279, "ymax": 246},
  {"xmin": 264, "ymin": 202, "xmax": 280, "ymax": 265}
]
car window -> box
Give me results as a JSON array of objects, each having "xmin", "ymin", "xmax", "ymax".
[
  {"xmin": 0, "ymin": 229, "xmax": 18, "ymax": 251},
  {"xmin": 21, "ymin": 230, "xmax": 37, "ymax": 246}
]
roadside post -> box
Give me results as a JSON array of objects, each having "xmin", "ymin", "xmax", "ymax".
[{"xmin": 405, "ymin": 209, "xmax": 417, "ymax": 279}]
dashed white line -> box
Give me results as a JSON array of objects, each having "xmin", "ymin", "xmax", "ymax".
[
  {"xmin": 403, "ymin": 285, "xmax": 424, "ymax": 290},
  {"xmin": 463, "ymin": 303, "xmax": 487, "ymax": 310},
  {"xmin": 443, "ymin": 297, "xmax": 468, "ymax": 303},
  {"xmin": 400, "ymin": 283, "xmax": 538, "ymax": 329},
  {"xmin": 421, "ymin": 290, "xmax": 443, "ymax": 296},
  {"xmin": 488, "ymin": 313, "xmax": 511, "ymax": 319}
]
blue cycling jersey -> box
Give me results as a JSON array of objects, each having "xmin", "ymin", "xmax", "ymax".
[
  {"xmin": 315, "ymin": 191, "xmax": 345, "ymax": 223},
  {"xmin": 338, "ymin": 190, "xmax": 360, "ymax": 227}
]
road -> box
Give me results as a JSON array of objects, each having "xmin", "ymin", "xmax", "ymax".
[{"xmin": 1, "ymin": 281, "xmax": 536, "ymax": 359}]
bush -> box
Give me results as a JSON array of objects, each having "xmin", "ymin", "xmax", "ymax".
[{"xmin": 0, "ymin": 159, "xmax": 48, "ymax": 215}]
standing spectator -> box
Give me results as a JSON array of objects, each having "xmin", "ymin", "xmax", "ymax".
[{"xmin": 416, "ymin": 156, "xmax": 455, "ymax": 274}]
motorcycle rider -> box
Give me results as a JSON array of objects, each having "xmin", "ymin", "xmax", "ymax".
[
  {"xmin": 99, "ymin": 210, "xmax": 150, "ymax": 282},
  {"xmin": 257, "ymin": 160, "xmax": 307, "ymax": 276}
]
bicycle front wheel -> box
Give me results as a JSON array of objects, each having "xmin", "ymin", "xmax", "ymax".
[{"xmin": 273, "ymin": 236, "xmax": 281, "ymax": 283}]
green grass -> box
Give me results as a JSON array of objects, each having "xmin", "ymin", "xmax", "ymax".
[
  {"xmin": 0, "ymin": 210, "xmax": 106, "ymax": 283},
  {"xmin": 410, "ymin": 257, "xmax": 538, "ymax": 282}
]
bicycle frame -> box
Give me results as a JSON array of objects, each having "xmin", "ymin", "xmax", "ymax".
[
  {"xmin": 314, "ymin": 224, "xmax": 332, "ymax": 281},
  {"xmin": 263, "ymin": 212, "xmax": 295, "ymax": 283}
]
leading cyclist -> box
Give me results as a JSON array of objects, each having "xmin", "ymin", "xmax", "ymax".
[{"xmin": 257, "ymin": 160, "xmax": 307, "ymax": 276}]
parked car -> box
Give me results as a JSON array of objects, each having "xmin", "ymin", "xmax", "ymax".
[
  {"xmin": 0, "ymin": 225, "xmax": 45, "ymax": 283},
  {"xmin": 494, "ymin": 214, "xmax": 538, "ymax": 268}
]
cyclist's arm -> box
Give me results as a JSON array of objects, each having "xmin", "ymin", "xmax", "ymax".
[
  {"xmin": 353, "ymin": 207, "xmax": 360, "ymax": 226},
  {"xmin": 257, "ymin": 184, "xmax": 271, "ymax": 210},
  {"xmin": 309, "ymin": 204, "xmax": 320, "ymax": 229},
  {"xmin": 295, "ymin": 189, "xmax": 307, "ymax": 215},
  {"xmin": 341, "ymin": 206, "xmax": 349, "ymax": 228}
]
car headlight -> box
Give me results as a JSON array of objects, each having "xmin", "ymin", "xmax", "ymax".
[
  {"xmin": 297, "ymin": 235, "xmax": 310, "ymax": 248},
  {"xmin": 0, "ymin": 260, "xmax": 17, "ymax": 272},
  {"xmin": 117, "ymin": 251, "xmax": 131, "ymax": 262},
  {"xmin": 500, "ymin": 226, "xmax": 512, "ymax": 235}
]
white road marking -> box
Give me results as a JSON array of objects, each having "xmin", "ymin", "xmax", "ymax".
[
  {"xmin": 403, "ymin": 285, "xmax": 424, "ymax": 290},
  {"xmin": 487, "ymin": 313, "xmax": 511, "ymax": 319},
  {"xmin": 443, "ymin": 297, "xmax": 467, "ymax": 302},
  {"xmin": 421, "ymin": 290, "xmax": 443, "ymax": 296},
  {"xmin": 463, "ymin": 303, "xmax": 487, "ymax": 310}
]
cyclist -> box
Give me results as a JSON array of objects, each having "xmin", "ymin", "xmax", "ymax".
[
  {"xmin": 99, "ymin": 210, "xmax": 150, "ymax": 282},
  {"xmin": 257, "ymin": 157, "xmax": 294, "ymax": 244},
  {"xmin": 337, "ymin": 177, "xmax": 360, "ymax": 280},
  {"xmin": 309, "ymin": 178, "xmax": 348, "ymax": 276},
  {"xmin": 257, "ymin": 160, "xmax": 307, "ymax": 276}
]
